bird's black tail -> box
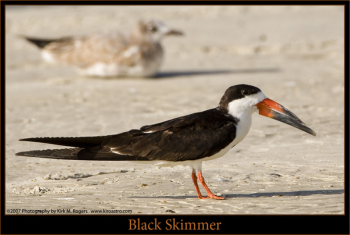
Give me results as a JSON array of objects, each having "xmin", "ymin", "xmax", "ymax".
[
  {"xmin": 16, "ymin": 148, "xmax": 84, "ymax": 160},
  {"xmin": 16, "ymin": 131, "xmax": 150, "ymax": 161},
  {"xmin": 20, "ymin": 36, "xmax": 58, "ymax": 49},
  {"xmin": 20, "ymin": 35, "xmax": 72, "ymax": 49},
  {"xmin": 15, "ymin": 147, "xmax": 147, "ymax": 161},
  {"xmin": 19, "ymin": 135, "xmax": 114, "ymax": 148}
]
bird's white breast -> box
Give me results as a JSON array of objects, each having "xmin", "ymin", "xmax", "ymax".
[
  {"xmin": 41, "ymin": 51, "xmax": 57, "ymax": 63},
  {"xmin": 79, "ymin": 47, "xmax": 163, "ymax": 77},
  {"xmin": 80, "ymin": 63, "xmax": 119, "ymax": 77}
]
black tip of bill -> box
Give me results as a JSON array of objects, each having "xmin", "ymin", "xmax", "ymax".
[{"xmin": 270, "ymin": 110, "xmax": 317, "ymax": 136}]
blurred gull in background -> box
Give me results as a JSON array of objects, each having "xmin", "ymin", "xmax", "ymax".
[{"xmin": 21, "ymin": 19, "xmax": 183, "ymax": 78}]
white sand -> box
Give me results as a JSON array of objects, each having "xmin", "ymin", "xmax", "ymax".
[{"xmin": 5, "ymin": 6, "xmax": 344, "ymax": 214}]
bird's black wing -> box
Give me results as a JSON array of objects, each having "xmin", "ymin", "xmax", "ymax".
[
  {"xmin": 106, "ymin": 108, "xmax": 238, "ymax": 161},
  {"xmin": 16, "ymin": 108, "xmax": 237, "ymax": 162}
]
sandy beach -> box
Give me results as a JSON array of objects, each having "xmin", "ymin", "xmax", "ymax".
[{"xmin": 5, "ymin": 6, "xmax": 344, "ymax": 214}]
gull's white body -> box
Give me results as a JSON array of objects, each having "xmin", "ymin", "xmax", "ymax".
[{"xmin": 29, "ymin": 20, "xmax": 180, "ymax": 77}]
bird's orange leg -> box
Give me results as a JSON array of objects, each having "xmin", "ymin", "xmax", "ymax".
[
  {"xmin": 197, "ymin": 171, "xmax": 225, "ymax": 200},
  {"xmin": 191, "ymin": 170, "xmax": 207, "ymax": 199}
]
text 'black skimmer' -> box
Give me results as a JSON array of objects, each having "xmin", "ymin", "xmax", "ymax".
[{"xmin": 16, "ymin": 84, "xmax": 316, "ymax": 200}]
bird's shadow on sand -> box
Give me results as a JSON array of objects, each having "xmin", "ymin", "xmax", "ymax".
[
  {"xmin": 129, "ymin": 189, "xmax": 344, "ymax": 199},
  {"xmin": 154, "ymin": 67, "xmax": 280, "ymax": 79},
  {"xmin": 85, "ymin": 68, "xmax": 280, "ymax": 80}
]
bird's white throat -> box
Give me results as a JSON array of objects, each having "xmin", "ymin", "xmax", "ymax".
[
  {"xmin": 227, "ymin": 91, "xmax": 267, "ymax": 145},
  {"xmin": 227, "ymin": 91, "xmax": 267, "ymax": 119}
]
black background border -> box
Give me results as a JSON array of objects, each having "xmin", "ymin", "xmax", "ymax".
[{"xmin": 1, "ymin": 1, "xmax": 349, "ymax": 234}]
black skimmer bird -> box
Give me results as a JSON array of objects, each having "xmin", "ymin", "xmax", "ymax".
[
  {"xmin": 16, "ymin": 84, "xmax": 316, "ymax": 200},
  {"xmin": 20, "ymin": 19, "xmax": 183, "ymax": 77}
]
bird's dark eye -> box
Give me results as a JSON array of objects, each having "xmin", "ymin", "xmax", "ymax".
[
  {"xmin": 241, "ymin": 90, "xmax": 250, "ymax": 96},
  {"xmin": 148, "ymin": 25, "xmax": 158, "ymax": 32}
]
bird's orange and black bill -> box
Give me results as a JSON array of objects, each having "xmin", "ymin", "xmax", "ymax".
[{"xmin": 256, "ymin": 98, "xmax": 317, "ymax": 136}]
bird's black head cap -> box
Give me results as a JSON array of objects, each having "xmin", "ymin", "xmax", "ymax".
[{"xmin": 218, "ymin": 84, "xmax": 261, "ymax": 113}]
